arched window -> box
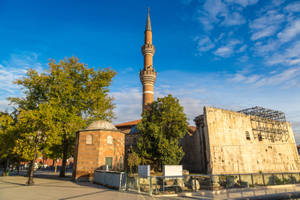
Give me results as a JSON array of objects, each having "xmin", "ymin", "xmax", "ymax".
[
  {"xmin": 86, "ymin": 134, "xmax": 93, "ymax": 144},
  {"xmin": 107, "ymin": 136, "xmax": 113, "ymax": 144}
]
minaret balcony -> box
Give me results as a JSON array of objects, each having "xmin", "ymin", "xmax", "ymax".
[
  {"xmin": 141, "ymin": 44, "xmax": 155, "ymax": 55},
  {"xmin": 139, "ymin": 69, "xmax": 157, "ymax": 84}
]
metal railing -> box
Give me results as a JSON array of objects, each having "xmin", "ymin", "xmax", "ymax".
[{"xmin": 123, "ymin": 172, "xmax": 300, "ymax": 196}]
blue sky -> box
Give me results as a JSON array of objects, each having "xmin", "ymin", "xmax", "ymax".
[{"xmin": 0, "ymin": 0, "xmax": 300, "ymax": 142}]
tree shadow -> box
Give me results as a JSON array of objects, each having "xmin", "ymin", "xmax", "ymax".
[{"xmin": 58, "ymin": 190, "xmax": 109, "ymax": 200}]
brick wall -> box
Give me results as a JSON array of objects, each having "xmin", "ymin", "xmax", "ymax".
[{"xmin": 73, "ymin": 129, "xmax": 125, "ymax": 180}]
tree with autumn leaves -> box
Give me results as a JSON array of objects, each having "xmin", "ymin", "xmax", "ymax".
[{"xmin": 0, "ymin": 57, "xmax": 116, "ymax": 184}]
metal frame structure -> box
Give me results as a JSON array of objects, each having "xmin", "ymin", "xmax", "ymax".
[
  {"xmin": 238, "ymin": 106, "xmax": 286, "ymax": 122},
  {"xmin": 238, "ymin": 106, "xmax": 289, "ymax": 142}
]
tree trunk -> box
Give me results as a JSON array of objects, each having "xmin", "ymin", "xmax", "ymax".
[
  {"xmin": 3, "ymin": 159, "xmax": 7, "ymax": 176},
  {"xmin": 59, "ymin": 143, "xmax": 68, "ymax": 177},
  {"xmin": 17, "ymin": 163, "xmax": 20, "ymax": 175},
  {"xmin": 26, "ymin": 159, "xmax": 35, "ymax": 185},
  {"xmin": 54, "ymin": 160, "xmax": 57, "ymax": 173}
]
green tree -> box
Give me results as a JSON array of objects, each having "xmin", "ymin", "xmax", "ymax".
[
  {"xmin": 11, "ymin": 57, "xmax": 116, "ymax": 177},
  {"xmin": 127, "ymin": 148, "xmax": 141, "ymax": 174},
  {"xmin": 136, "ymin": 94, "xmax": 189, "ymax": 171},
  {"xmin": 0, "ymin": 112, "xmax": 16, "ymax": 175},
  {"xmin": 13, "ymin": 104, "xmax": 59, "ymax": 185}
]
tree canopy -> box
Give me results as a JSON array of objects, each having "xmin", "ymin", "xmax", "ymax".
[
  {"xmin": 8, "ymin": 57, "xmax": 116, "ymax": 177},
  {"xmin": 136, "ymin": 94, "xmax": 189, "ymax": 171}
]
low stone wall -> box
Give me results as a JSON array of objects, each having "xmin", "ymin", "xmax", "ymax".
[{"xmin": 93, "ymin": 170, "xmax": 126, "ymax": 190}]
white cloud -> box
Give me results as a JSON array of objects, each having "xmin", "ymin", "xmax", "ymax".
[
  {"xmin": 254, "ymin": 40, "xmax": 279, "ymax": 56},
  {"xmin": 225, "ymin": 0, "xmax": 259, "ymax": 7},
  {"xmin": 0, "ymin": 52, "xmax": 43, "ymax": 111},
  {"xmin": 203, "ymin": 0, "xmax": 228, "ymax": 22},
  {"xmin": 111, "ymin": 88, "xmax": 142, "ymax": 123},
  {"xmin": 284, "ymin": 2, "xmax": 300, "ymax": 13},
  {"xmin": 222, "ymin": 12, "xmax": 246, "ymax": 26},
  {"xmin": 251, "ymin": 25, "xmax": 279, "ymax": 40},
  {"xmin": 266, "ymin": 41, "xmax": 300, "ymax": 66},
  {"xmin": 0, "ymin": 100, "xmax": 10, "ymax": 111},
  {"xmin": 214, "ymin": 46, "xmax": 233, "ymax": 57},
  {"xmin": 271, "ymin": 0, "xmax": 285, "ymax": 7},
  {"xmin": 195, "ymin": 36, "xmax": 215, "ymax": 52},
  {"xmin": 237, "ymin": 45, "xmax": 247, "ymax": 53},
  {"xmin": 214, "ymin": 39, "xmax": 242, "ymax": 57},
  {"xmin": 249, "ymin": 10, "xmax": 284, "ymax": 40},
  {"xmin": 278, "ymin": 19, "xmax": 300, "ymax": 43},
  {"xmin": 198, "ymin": 0, "xmax": 246, "ymax": 30},
  {"xmin": 230, "ymin": 67, "xmax": 300, "ymax": 88}
]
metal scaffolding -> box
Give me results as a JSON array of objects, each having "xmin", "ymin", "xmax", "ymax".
[
  {"xmin": 238, "ymin": 106, "xmax": 286, "ymax": 122},
  {"xmin": 238, "ymin": 106, "xmax": 289, "ymax": 142}
]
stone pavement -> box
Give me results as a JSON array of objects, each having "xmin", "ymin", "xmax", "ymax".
[
  {"xmin": 0, "ymin": 176, "xmax": 161, "ymax": 200},
  {"xmin": 1, "ymin": 175, "xmax": 300, "ymax": 200}
]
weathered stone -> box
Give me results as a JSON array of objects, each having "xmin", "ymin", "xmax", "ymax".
[{"xmin": 184, "ymin": 107, "xmax": 300, "ymax": 174}]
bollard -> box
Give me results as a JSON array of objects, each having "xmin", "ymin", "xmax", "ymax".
[
  {"xmin": 149, "ymin": 177, "xmax": 152, "ymax": 196},
  {"xmin": 138, "ymin": 176, "xmax": 141, "ymax": 193}
]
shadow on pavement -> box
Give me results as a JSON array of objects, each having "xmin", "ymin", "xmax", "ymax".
[{"xmin": 58, "ymin": 190, "xmax": 109, "ymax": 200}]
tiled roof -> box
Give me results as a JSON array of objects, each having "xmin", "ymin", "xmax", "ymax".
[
  {"xmin": 188, "ymin": 126, "xmax": 196, "ymax": 133},
  {"xmin": 115, "ymin": 119, "xmax": 141, "ymax": 128}
]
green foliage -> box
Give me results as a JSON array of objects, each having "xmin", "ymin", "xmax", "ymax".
[
  {"xmin": 127, "ymin": 148, "xmax": 141, "ymax": 173},
  {"xmin": 8, "ymin": 57, "xmax": 116, "ymax": 175},
  {"xmin": 136, "ymin": 94, "xmax": 189, "ymax": 171},
  {"xmin": 0, "ymin": 112, "xmax": 15, "ymax": 160},
  {"xmin": 13, "ymin": 104, "xmax": 59, "ymax": 161}
]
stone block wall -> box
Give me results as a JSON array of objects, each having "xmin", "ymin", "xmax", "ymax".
[{"xmin": 202, "ymin": 107, "xmax": 300, "ymax": 174}]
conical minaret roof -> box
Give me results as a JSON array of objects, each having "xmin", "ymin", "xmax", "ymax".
[{"xmin": 146, "ymin": 8, "xmax": 151, "ymax": 31}]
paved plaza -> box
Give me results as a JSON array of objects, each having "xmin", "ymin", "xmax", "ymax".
[
  {"xmin": 1, "ymin": 174, "xmax": 300, "ymax": 200},
  {"xmin": 0, "ymin": 175, "xmax": 159, "ymax": 200}
]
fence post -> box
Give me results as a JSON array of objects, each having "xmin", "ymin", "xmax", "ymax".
[
  {"xmin": 163, "ymin": 177, "xmax": 165, "ymax": 192},
  {"xmin": 251, "ymin": 174, "xmax": 254, "ymax": 186},
  {"xmin": 262, "ymin": 174, "xmax": 265, "ymax": 186},
  {"xmin": 149, "ymin": 176, "xmax": 152, "ymax": 196},
  {"xmin": 138, "ymin": 176, "xmax": 141, "ymax": 193},
  {"xmin": 155, "ymin": 177, "xmax": 158, "ymax": 194},
  {"xmin": 282, "ymin": 173, "xmax": 285, "ymax": 184}
]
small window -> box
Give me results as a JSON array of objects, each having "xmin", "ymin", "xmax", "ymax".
[
  {"xmin": 105, "ymin": 157, "xmax": 112, "ymax": 170},
  {"xmin": 86, "ymin": 134, "xmax": 93, "ymax": 144},
  {"xmin": 107, "ymin": 136, "xmax": 113, "ymax": 144},
  {"xmin": 258, "ymin": 133, "xmax": 263, "ymax": 141},
  {"xmin": 245, "ymin": 131, "xmax": 250, "ymax": 140}
]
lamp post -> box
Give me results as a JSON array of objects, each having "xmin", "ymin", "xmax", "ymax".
[{"xmin": 26, "ymin": 130, "xmax": 45, "ymax": 186}]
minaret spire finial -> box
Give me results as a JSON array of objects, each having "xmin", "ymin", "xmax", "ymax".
[{"xmin": 146, "ymin": 7, "xmax": 152, "ymax": 31}]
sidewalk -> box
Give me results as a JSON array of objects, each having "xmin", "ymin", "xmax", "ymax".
[
  {"xmin": 1, "ymin": 174, "xmax": 300, "ymax": 200},
  {"xmin": 168, "ymin": 184, "xmax": 300, "ymax": 199}
]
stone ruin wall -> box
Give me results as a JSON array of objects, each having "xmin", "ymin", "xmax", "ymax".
[{"xmin": 203, "ymin": 107, "xmax": 300, "ymax": 174}]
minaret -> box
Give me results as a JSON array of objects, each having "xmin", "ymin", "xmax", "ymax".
[{"xmin": 140, "ymin": 8, "xmax": 157, "ymax": 111}]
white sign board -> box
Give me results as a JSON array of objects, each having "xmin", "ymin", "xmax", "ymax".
[
  {"xmin": 163, "ymin": 165, "xmax": 183, "ymax": 177},
  {"xmin": 138, "ymin": 165, "xmax": 150, "ymax": 178}
]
